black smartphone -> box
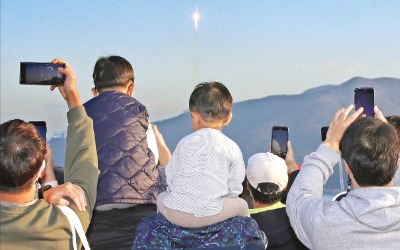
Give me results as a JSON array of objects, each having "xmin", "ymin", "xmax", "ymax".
[
  {"xmin": 321, "ymin": 126, "xmax": 329, "ymax": 141},
  {"xmin": 29, "ymin": 121, "xmax": 47, "ymax": 143},
  {"xmin": 354, "ymin": 87, "xmax": 374, "ymax": 117},
  {"xmin": 271, "ymin": 126, "xmax": 289, "ymax": 159},
  {"xmin": 20, "ymin": 62, "xmax": 65, "ymax": 85}
]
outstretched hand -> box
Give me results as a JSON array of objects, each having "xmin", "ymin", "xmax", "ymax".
[
  {"xmin": 324, "ymin": 105, "xmax": 363, "ymax": 152},
  {"xmin": 43, "ymin": 182, "xmax": 87, "ymax": 211},
  {"xmin": 50, "ymin": 58, "xmax": 82, "ymax": 110}
]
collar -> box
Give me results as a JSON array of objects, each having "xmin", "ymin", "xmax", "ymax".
[
  {"xmin": 0, "ymin": 199, "xmax": 38, "ymax": 208},
  {"xmin": 249, "ymin": 201, "xmax": 286, "ymax": 215}
]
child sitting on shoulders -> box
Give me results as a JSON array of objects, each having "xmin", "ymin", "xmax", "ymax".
[{"xmin": 157, "ymin": 82, "xmax": 249, "ymax": 227}]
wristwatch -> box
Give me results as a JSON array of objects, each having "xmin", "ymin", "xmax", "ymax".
[{"xmin": 38, "ymin": 185, "xmax": 52, "ymax": 199}]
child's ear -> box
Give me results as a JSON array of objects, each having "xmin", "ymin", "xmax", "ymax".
[
  {"xmin": 223, "ymin": 112, "xmax": 233, "ymax": 126},
  {"xmin": 91, "ymin": 87, "xmax": 98, "ymax": 97},
  {"xmin": 127, "ymin": 83, "xmax": 134, "ymax": 96},
  {"xmin": 191, "ymin": 111, "xmax": 200, "ymax": 122}
]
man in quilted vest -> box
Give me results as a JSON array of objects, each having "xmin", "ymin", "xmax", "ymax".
[{"xmin": 84, "ymin": 55, "xmax": 171, "ymax": 249}]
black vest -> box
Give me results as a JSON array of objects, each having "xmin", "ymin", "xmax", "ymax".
[{"xmin": 84, "ymin": 91, "xmax": 163, "ymax": 205}]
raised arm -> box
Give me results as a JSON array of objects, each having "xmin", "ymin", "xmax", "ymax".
[
  {"xmin": 41, "ymin": 144, "xmax": 87, "ymax": 211},
  {"xmin": 286, "ymin": 105, "xmax": 363, "ymax": 248},
  {"xmin": 50, "ymin": 59, "xmax": 99, "ymax": 222}
]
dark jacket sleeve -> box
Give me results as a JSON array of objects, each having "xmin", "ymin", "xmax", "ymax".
[{"xmin": 281, "ymin": 170, "xmax": 300, "ymax": 205}]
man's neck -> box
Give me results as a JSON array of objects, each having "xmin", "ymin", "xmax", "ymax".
[
  {"xmin": 0, "ymin": 187, "xmax": 35, "ymax": 204},
  {"xmin": 98, "ymin": 87, "xmax": 128, "ymax": 95},
  {"xmin": 253, "ymin": 200, "xmax": 274, "ymax": 208}
]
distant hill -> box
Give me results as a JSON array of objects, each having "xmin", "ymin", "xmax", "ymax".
[
  {"xmin": 154, "ymin": 77, "xmax": 400, "ymax": 193},
  {"xmin": 49, "ymin": 77, "xmax": 400, "ymax": 193}
]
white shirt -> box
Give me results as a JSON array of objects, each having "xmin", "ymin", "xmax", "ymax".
[
  {"xmin": 146, "ymin": 122, "xmax": 159, "ymax": 164},
  {"xmin": 164, "ymin": 128, "xmax": 245, "ymax": 216}
]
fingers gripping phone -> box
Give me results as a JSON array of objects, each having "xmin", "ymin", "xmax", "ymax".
[
  {"xmin": 20, "ymin": 62, "xmax": 65, "ymax": 85},
  {"xmin": 29, "ymin": 121, "xmax": 47, "ymax": 143},
  {"xmin": 354, "ymin": 87, "xmax": 374, "ymax": 117},
  {"xmin": 271, "ymin": 126, "xmax": 289, "ymax": 159}
]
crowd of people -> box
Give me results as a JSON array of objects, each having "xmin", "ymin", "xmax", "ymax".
[{"xmin": 1, "ymin": 56, "xmax": 399, "ymax": 250}]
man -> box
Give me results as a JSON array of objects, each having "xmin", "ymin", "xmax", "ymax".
[
  {"xmin": 83, "ymin": 55, "xmax": 171, "ymax": 249},
  {"xmin": 0, "ymin": 59, "xmax": 99, "ymax": 249},
  {"xmin": 247, "ymin": 142, "xmax": 308, "ymax": 249},
  {"xmin": 286, "ymin": 105, "xmax": 400, "ymax": 249}
]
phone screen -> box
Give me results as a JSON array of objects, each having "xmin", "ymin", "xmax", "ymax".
[
  {"xmin": 29, "ymin": 121, "xmax": 47, "ymax": 143},
  {"xmin": 354, "ymin": 87, "xmax": 374, "ymax": 117},
  {"xmin": 20, "ymin": 62, "xmax": 65, "ymax": 85},
  {"xmin": 271, "ymin": 126, "xmax": 289, "ymax": 159},
  {"xmin": 321, "ymin": 126, "xmax": 329, "ymax": 141}
]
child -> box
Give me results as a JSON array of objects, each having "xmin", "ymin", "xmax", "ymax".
[{"xmin": 157, "ymin": 82, "xmax": 249, "ymax": 227}]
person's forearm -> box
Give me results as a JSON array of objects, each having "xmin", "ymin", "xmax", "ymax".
[
  {"xmin": 157, "ymin": 143, "xmax": 171, "ymax": 166},
  {"xmin": 281, "ymin": 170, "xmax": 300, "ymax": 204},
  {"xmin": 64, "ymin": 105, "xmax": 99, "ymax": 214},
  {"xmin": 66, "ymin": 92, "xmax": 82, "ymax": 110},
  {"xmin": 288, "ymin": 144, "xmax": 339, "ymax": 200},
  {"xmin": 286, "ymin": 144, "xmax": 340, "ymax": 247}
]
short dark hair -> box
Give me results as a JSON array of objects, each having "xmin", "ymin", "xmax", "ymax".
[
  {"xmin": 92, "ymin": 55, "xmax": 134, "ymax": 91},
  {"xmin": 386, "ymin": 115, "xmax": 400, "ymax": 139},
  {"xmin": 340, "ymin": 118, "xmax": 399, "ymax": 187},
  {"xmin": 249, "ymin": 182, "xmax": 285, "ymax": 204},
  {"xmin": 189, "ymin": 82, "xmax": 233, "ymax": 122},
  {"xmin": 0, "ymin": 119, "xmax": 45, "ymax": 193}
]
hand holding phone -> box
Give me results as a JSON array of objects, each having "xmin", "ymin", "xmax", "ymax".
[
  {"xmin": 20, "ymin": 62, "xmax": 65, "ymax": 85},
  {"xmin": 354, "ymin": 87, "xmax": 374, "ymax": 117},
  {"xmin": 271, "ymin": 126, "xmax": 289, "ymax": 159}
]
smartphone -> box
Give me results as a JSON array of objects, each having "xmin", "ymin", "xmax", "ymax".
[
  {"xmin": 271, "ymin": 126, "xmax": 289, "ymax": 159},
  {"xmin": 354, "ymin": 87, "xmax": 374, "ymax": 117},
  {"xmin": 29, "ymin": 121, "xmax": 47, "ymax": 143},
  {"xmin": 321, "ymin": 126, "xmax": 329, "ymax": 141},
  {"xmin": 20, "ymin": 62, "xmax": 65, "ymax": 85}
]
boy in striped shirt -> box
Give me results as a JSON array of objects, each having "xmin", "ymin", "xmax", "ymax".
[{"xmin": 157, "ymin": 82, "xmax": 249, "ymax": 227}]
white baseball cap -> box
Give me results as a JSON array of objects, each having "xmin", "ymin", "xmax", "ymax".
[{"xmin": 246, "ymin": 152, "xmax": 288, "ymax": 192}]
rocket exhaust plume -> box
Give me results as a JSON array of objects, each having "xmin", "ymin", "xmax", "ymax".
[{"xmin": 192, "ymin": 5, "xmax": 200, "ymax": 30}]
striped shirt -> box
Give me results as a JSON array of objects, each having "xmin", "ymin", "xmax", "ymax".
[{"xmin": 164, "ymin": 128, "xmax": 245, "ymax": 216}]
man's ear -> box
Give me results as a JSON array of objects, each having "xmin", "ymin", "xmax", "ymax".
[
  {"xmin": 127, "ymin": 83, "xmax": 134, "ymax": 96},
  {"xmin": 223, "ymin": 112, "xmax": 233, "ymax": 126},
  {"xmin": 91, "ymin": 87, "xmax": 98, "ymax": 97}
]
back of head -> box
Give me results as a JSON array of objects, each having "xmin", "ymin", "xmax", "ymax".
[
  {"xmin": 0, "ymin": 119, "xmax": 45, "ymax": 193},
  {"xmin": 246, "ymin": 152, "xmax": 288, "ymax": 204},
  {"xmin": 92, "ymin": 55, "xmax": 134, "ymax": 92},
  {"xmin": 340, "ymin": 118, "xmax": 399, "ymax": 187},
  {"xmin": 189, "ymin": 82, "xmax": 233, "ymax": 122},
  {"xmin": 386, "ymin": 115, "xmax": 400, "ymax": 140}
]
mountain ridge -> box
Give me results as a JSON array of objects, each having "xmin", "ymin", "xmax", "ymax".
[
  {"xmin": 49, "ymin": 77, "xmax": 400, "ymax": 193},
  {"xmin": 154, "ymin": 77, "xmax": 400, "ymax": 192}
]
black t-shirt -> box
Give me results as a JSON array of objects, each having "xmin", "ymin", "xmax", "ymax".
[{"xmin": 250, "ymin": 207, "xmax": 308, "ymax": 250}]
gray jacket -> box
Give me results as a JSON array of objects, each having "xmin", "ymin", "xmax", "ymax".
[{"xmin": 286, "ymin": 144, "xmax": 400, "ymax": 250}]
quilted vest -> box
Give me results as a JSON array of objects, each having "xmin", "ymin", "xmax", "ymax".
[{"xmin": 84, "ymin": 91, "xmax": 161, "ymax": 206}]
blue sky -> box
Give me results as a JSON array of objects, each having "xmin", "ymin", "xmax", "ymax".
[{"xmin": 1, "ymin": 0, "xmax": 400, "ymax": 137}]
